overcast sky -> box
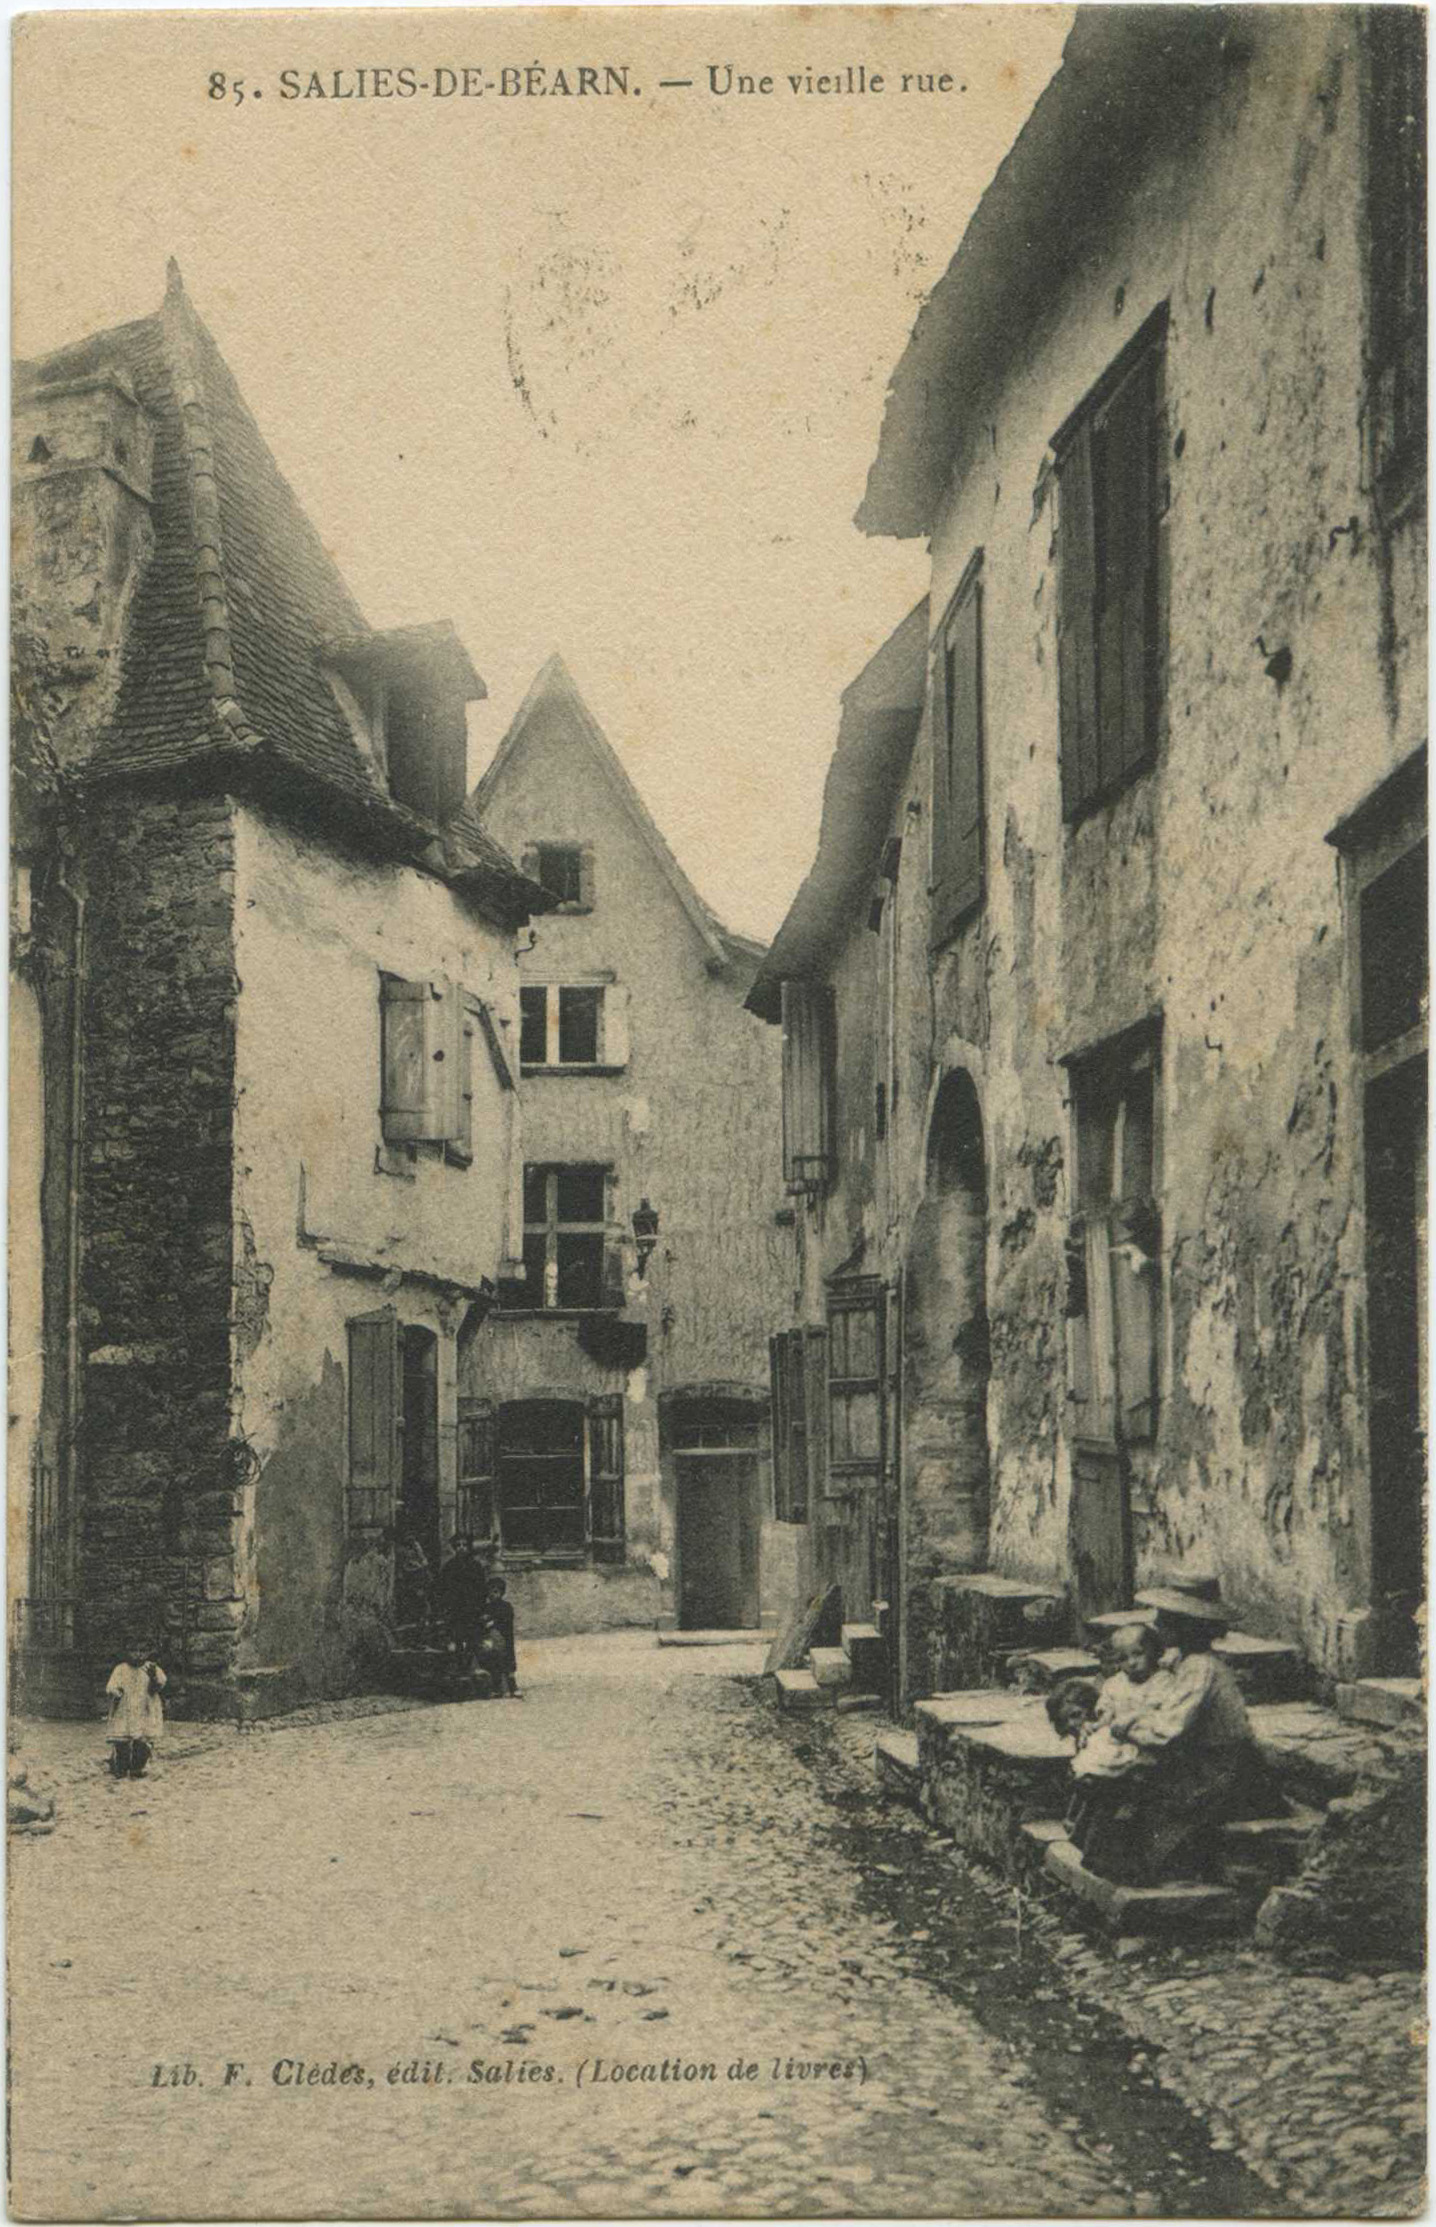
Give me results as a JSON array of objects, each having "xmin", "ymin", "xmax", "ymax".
[{"xmin": 15, "ymin": 7, "xmax": 1072, "ymax": 938}]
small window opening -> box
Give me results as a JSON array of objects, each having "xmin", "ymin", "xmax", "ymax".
[{"xmin": 536, "ymin": 845, "xmax": 584, "ymax": 905}]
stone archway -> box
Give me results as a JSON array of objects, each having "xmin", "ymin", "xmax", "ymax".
[{"xmin": 902, "ymin": 1067, "xmax": 990, "ymax": 1699}]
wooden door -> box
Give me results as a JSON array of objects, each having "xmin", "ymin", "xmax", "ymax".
[
  {"xmin": 676, "ymin": 1453, "xmax": 759, "ymax": 1629},
  {"xmin": 1068, "ymin": 1445, "xmax": 1132, "ymax": 1624}
]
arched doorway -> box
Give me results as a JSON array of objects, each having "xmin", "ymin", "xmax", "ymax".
[{"xmin": 902, "ymin": 1067, "xmax": 990, "ymax": 1698}]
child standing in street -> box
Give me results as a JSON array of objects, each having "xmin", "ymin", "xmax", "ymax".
[{"xmin": 105, "ymin": 1645, "xmax": 166, "ymax": 1778}]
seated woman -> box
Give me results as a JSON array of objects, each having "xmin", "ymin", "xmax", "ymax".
[{"xmin": 1051, "ymin": 1602, "xmax": 1269, "ymax": 1884}]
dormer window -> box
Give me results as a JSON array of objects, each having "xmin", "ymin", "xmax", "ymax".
[
  {"xmin": 322, "ymin": 623, "xmax": 485, "ymax": 826},
  {"xmin": 523, "ymin": 842, "xmax": 594, "ymax": 911}
]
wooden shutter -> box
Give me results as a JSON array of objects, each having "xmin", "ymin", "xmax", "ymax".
[
  {"xmin": 948, "ymin": 579, "xmax": 985, "ymax": 930},
  {"xmin": 347, "ymin": 1307, "xmax": 400, "ymax": 1532},
  {"xmin": 504, "ymin": 1101, "xmax": 526, "ymax": 1268},
  {"xmin": 781, "ymin": 981, "xmax": 836, "ymax": 1193},
  {"xmin": 578, "ymin": 843, "xmax": 596, "ymax": 910},
  {"xmin": 928, "ymin": 634, "xmax": 952, "ymax": 946},
  {"xmin": 1097, "ymin": 351, "xmax": 1156, "ymax": 790},
  {"xmin": 804, "ymin": 1323, "xmax": 829, "ymax": 1503},
  {"xmin": 454, "ymin": 1000, "xmax": 476, "ymax": 1160},
  {"xmin": 601, "ymin": 1168, "xmax": 625, "ymax": 1309},
  {"xmin": 769, "ymin": 1333, "xmax": 810, "ymax": 1524},
  {"xmin": 458, "ymin": 1395, "xmax": 497, "ymax": 1543},
  {"xmin": 381, "ymin": 974, "xmax": 461, "ymax": 1142},
  {"xmin": 380, "ymin": 975, "xmax": 429, "ymax": 1141},
  {"xmin": 587, "ymin": 1393, "xmax": 625, "ymax": 1559},
  {"xmin": 769, "ymin": 1335, "xmax": 792, "ymax": 1521},
  {"xmin": 1057, "ymin": 431, "xmax": 1099, "ymax": 818},
  {"xmin": 603, "ymin": 983, "xmax": 631, "ymax": 1068}
]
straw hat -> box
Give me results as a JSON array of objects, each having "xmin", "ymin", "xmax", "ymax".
[{"xmin": 1136, "ymin": 1588, "xmax": 1231, "ymax": 1630}]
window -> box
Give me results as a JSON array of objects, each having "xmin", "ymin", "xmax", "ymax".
[
  {"xmin": 827, "ymin": 1283, "xmax": 886, "ymax": 1480},
  {"xmin": 497, "ymin": 1400, "xmax": 586, "ymax": 1553},
  {"xmin": 500, "ymin": 1163, "xmax": 621, "ymax": 1311},
  {"xmin": 930, "ymin": 557, "xmax": 985, "ymax": 945},
  {"xmin": 524, "ymin": 842, "xmax": 593, "ymax": 910},
  {"xmin": 1056, "ymin": 314, "xmax": 1165, "ymax": 819},
  {"xmin": 780, "ymin": 980, "xmax": 836, "ymax": 1194},
  {"xmin": 324, "ymin": 630, "xmax": 476, "ymax": 822},
  {"xmin": 494, "ymin": 1395, "xmax": 625, "ymax": 1558},
  {"xmin": 380, "ymin": 974, "xmax": 510, "ymax": 1155},
  {"xmin": 1368, "ymin": 10, "xmax": 1427, "ymax": 507},
  {"xmin": 1065, "ymin": 1025, "xmax": 1161, "ymax": 1446},
  {"xmin": 518, "ymin": 982, "xmax": 629, "ymax": 1070}
]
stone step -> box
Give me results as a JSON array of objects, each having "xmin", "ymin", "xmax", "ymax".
[
  {"xmin": 1211, "ymin": 1631, "xmax": 1306, "ymax": 1701},
  {"xmin": 1217, "ymin": 1806, "xmax": 1322, "ymax": 1888},
  {"xmin": 1043, "ymin": 1836, "xmax": 1251, "ymax": 1937},
  {"xmin": 1006, "ymin": 1647, "xmax": 1102, "ymax": 1693},
  {"xmin": 808, "ymin": 1646, "xmax": 853, "ymax": 1691},
  {"xmin": 924, "ymin": 1709, "xmax": 1073, "ymax": 1862},
  {"xmin": 772, "ymin": 1668, "xmax": 826, "ymax": 1714},
  {"xmin": 657, "ymin": 1628, "xmax": 768, "ymax": 1648},
  {"xmin": 835, "ymin": 1692, "xmax": 883, "ymax": 1716},
  {"xmin": 1336, "ymin": 1677, "xmax": 1425, "ymax": 1730},
  {"xmin": 914, "ymin": 1689, "xmax": 1035, "ymax": 1734},
  {"xmin": 840, "ymin": 1622, "xmax": 887, "ymax": 1692},
  {"xmin": 874, "ymin": 1728, "xmax": 921, "ymax": 1804},
  {"xmin": 1249, "ymin": 1701, "xmax": 1394, "ymax": 1804},
  {"xmin": 1020, "ymin": 1817, "xmax": 1072, "ymax": 1853}
]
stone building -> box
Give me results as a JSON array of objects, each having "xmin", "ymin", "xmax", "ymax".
[
  {"xmin": 10, "ymin": 266, "xmax": 553, "ymax": 1713},
  {"xmin": 752, "ymin": 7, "xmax": 1426, "ymax": 1702},
  {"xmin": 469, "ymin": 655, "xmax": 790, "ymax": 1636}
]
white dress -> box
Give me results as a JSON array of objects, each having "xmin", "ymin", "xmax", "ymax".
[{"xmin": 105, "ymin": 1661, "xmax": 166, "ymax": 1743}]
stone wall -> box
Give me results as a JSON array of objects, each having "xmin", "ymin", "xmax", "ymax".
[
  {"xmin": 73, "ymin": 793, "xmax": 240, "ymax": 1673},
  {"xmin": 895, "ymin": 10, "xmax": 1424, "ymax": 1674},
  {"xmin": 778, "ymin": 13, "xmax": 1425, "ymax": 1696}
]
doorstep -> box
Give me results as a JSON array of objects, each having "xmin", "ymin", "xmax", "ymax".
[
  {"xmin": 655, "ymin": 1628, "xmax": 768, "ymax": 1647},
  {"xmin": 874, "ymin": 1728, "xmax": 921, "ymax": 1806},
  {"xmin": 1042, "ymin": 1836, "xmax": 1253, "ymax": 1936}
]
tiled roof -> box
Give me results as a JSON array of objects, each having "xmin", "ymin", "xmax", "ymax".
[
  {"xmin": 746, "ymin": 600, "xmax": 929, "ymax": 1022},
  {"xmin": 15, "ymin": 266, "xmax": 548, "ymax": 926}
]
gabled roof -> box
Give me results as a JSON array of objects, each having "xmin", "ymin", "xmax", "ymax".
[
  {"xmin": 746, "ymin": 600, "xmax": 929, "ymax": 1023},
  {"xmin": 857, "ymin": 7, "xmax": 1238, "ymax": 539},
  {"xmin": 475, "ymin": 653, "xmax": 765, "ymax": 972},
  {"xmin": 14, "ymin": 264, "xmax": 546, "ymax": 926}
]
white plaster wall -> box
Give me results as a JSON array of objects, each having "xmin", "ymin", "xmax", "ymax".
[
  {"xmin": 229, "ymin": 804, "xmax": 524, "ymax": 1664},
  {"xmin": 472, "ymin": 696, "xmax": 788, "ymax": 1630}
]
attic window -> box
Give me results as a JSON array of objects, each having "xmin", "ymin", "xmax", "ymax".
[
  {"xmin": 525, "ymin": 843, "xmax": 594, "ymax": 911},
  {"xmin": 28, "ymin": 437, "xmax": 50, "ymax": 464},
  {"xmin": 322, "ymin": 625, "xmax": 483, "ymax": 827}
]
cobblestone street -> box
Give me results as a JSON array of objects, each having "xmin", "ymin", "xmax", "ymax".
[{"xmin": 8, "ymin": 1637, "xmax": 1419, "ymax": 2219}]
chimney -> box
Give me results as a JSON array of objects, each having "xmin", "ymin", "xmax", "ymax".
[{"xmin": 11, "ymin": 363, "xmax": 157, "ymax": 772}]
